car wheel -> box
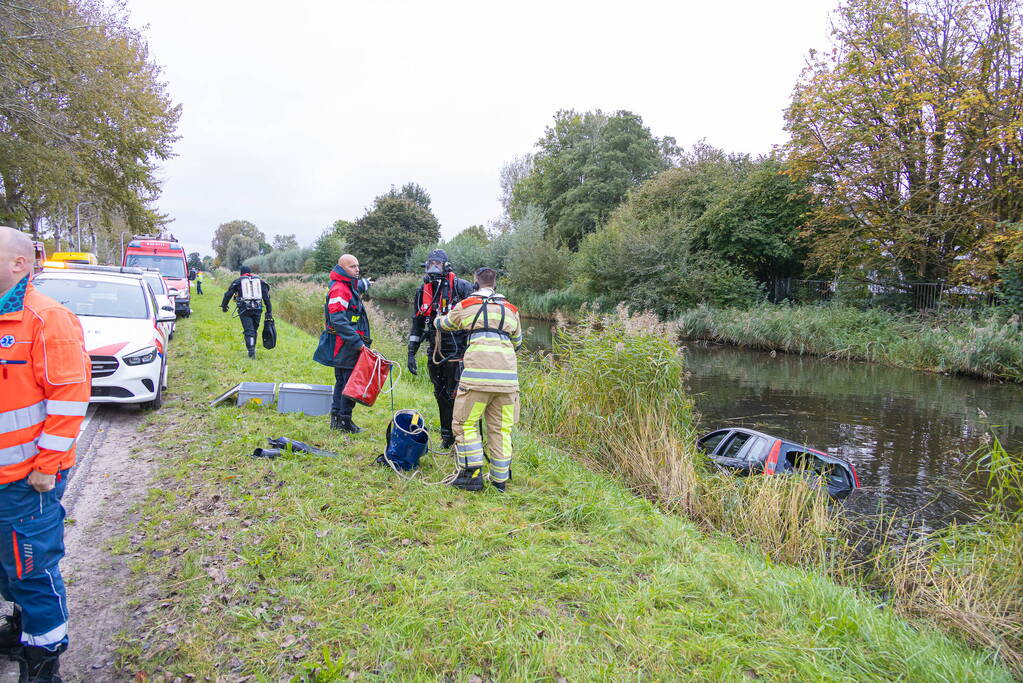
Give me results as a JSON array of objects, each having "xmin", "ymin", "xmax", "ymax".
[{"xmin": 141, "ymin": 361, "xmax": 165, "ymax": 411}]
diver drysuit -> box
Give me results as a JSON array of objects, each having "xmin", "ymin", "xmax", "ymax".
[{"xmin": 406, "ymin": 250, "xmax": 474, "ymax": 448}]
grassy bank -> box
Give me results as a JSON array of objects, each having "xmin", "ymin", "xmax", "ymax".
[
  {"xmin": 114, "ymin": 283, "xmax": 1011, "ymax": 680},
  {"xmin": 676, "ymin": 303, "xmax": 1023, "ymax": 382}
]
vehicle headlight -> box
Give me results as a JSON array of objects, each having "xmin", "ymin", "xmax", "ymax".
[{"xmin": 123, "ymin": 346, "xmax": 158, "ymax": 366}]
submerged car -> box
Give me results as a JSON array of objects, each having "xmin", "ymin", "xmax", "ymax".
[
  {"xmin": 697, "ymin": 428, "xmax": 860, "ymax": 498},
  {"xmin": 33, "ymin": 266, "xmax": 172, "ymax": 409}
]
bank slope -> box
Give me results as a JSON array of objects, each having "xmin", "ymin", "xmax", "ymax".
[{"xmin": 117, "ymin": 284, "xmax": 1010, "ymax": 681}]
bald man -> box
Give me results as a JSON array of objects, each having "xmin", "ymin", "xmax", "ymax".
[
  {"xmin": 0, "ymin": 226, "xmax": 90, "ymax": 679},
  {"xmin": 312, "ymin": 254, "xmax": 372, "ymax": 433}
]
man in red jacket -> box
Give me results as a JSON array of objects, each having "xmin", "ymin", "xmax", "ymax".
[{"xmin": 0, "ymin": 226, "xmax": 91, "ymax": 682}]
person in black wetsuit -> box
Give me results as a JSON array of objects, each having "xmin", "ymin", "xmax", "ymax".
[
  {"xmin": 221, "ymin": 265, "xmax": 272, "ymax": 358},
  {"xmin": 406, "ymin": 249, "xmax": 474, "ymax": 448}
]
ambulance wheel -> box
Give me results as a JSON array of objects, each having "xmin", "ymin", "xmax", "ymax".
[{"xmin": 141, "ymin": 362, "xmax": 165, "ymax": 411}]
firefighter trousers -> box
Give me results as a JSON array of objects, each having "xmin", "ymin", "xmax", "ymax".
[
  {"xmin": 452, "ymin": 388, "xmax": 519, "ymax": 483},
  {"xmin": 0, "ymin": 470, "xmax": 70, "ymax": 650}
]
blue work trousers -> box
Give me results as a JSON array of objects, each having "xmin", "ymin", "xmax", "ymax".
[{"xmin": 0, "ymin": 470, "xmax": 69, "ymax": 650}]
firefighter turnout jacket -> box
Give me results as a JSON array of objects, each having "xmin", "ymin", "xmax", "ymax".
[
  {"xmin": 0, "ymin": 276, "xmax": 91, "ymax": 483},
  {"xmin": 434, "ymin": 288, "xmax": 522, "ymax": 391}
]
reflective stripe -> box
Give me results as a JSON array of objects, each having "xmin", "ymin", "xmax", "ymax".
[
  {"xmin": 469, "ymin": 331, "xmax": 507, "ymax": 340},
  {"xmin": 328, "ymin": 296, "xmax": 349, "ymax": 307},
  {"xmin": 0, "ymin": 441, "xmax": 37, "ymax": 466},
  {"xmin": 461, "ymin": 370, "xmax": 518, "ymax": 381},
  {"xmin": 37, "ymin": 433, "xmax": 74, "ymax": 451},
  {"xmin": 408, "ymin": 335, "xmax": 421, "ymax": 343},
  {"xmin": 45, "ymin": 399, "xmax": 89, "ymax": 417},
  {"xmin": 22, "ymin": 621, "xmax": 67, "ymax": 647},
  {"xmin": 0, "ymin": 401, "xmax": 46, "ymax": 433}
]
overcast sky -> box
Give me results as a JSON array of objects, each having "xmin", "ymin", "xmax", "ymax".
[{"xmin": 125, "ymin": 0, "xmax": 835, "ymax": 257}]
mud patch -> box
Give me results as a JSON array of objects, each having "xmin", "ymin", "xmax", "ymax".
[{"xmin": 0, "ymin": 406, "xmax": 159, "ymax": 682}]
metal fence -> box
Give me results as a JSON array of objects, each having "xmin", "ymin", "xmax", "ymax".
[{"xmin": 769, "ymin": 278, "xmax": 998, "ymax": 311}]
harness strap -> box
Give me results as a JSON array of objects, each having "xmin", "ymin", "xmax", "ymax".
[{"xmin": 469, "ymin": 296, "xmax": 512, "ymax": 339}]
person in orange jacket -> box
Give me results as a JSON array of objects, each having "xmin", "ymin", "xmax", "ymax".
[{"xmin": 0, "ymin": 226, "xmax": 90, "ymax": 681}]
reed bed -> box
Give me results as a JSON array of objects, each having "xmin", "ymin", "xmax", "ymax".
[{"xmin": 676, "ymin": 303, "xmax": 1023, "ymax": 382}]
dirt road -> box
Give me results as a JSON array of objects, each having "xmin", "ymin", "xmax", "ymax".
[{"xmin": 0, "ymin": 405, "xmax": 155, "ymax": 682}]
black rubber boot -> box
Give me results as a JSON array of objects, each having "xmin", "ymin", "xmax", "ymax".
[
  {"xmin": 440, "ymin": 430, "xmax": 455, "ymax": 450},
  {"xmin": 337, "ymin": 417, "xmax": 361, "ymax": 434},
  {"xmin": 490, "ymin": 479, "xmax": 507, "ymax": 492},
  {"xmin": 329, "ymin": 412, "xmax": 342, "ymax": 430},
  {"xmin": 15, "ymin": 644, "xmax": 63, "ymax": 682},
  {"xmin": 0, "ymin": 606, "xmax": 21, "ymax": 655},
  {"xmin": 451, "ymin": 467, "xmax": 484, "ymax": 492}
]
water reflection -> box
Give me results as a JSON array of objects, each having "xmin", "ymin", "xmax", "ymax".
[{"xmin": 373, "ymin": 299, "xmax": 1023, "ymax": 528}]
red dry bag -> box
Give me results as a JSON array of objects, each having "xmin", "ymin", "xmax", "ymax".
[{"xmin": 342, "ymin": 346, "xmax": 393, "ymax": 406}]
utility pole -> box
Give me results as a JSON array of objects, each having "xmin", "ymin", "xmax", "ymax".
[{"xmin": 75, "ymin": 202, "xmax": 92, "ymax": 251}]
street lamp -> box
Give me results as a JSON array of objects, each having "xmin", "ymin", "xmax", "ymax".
[
  {"xmin": 120, "ymin": 231, "xmax": 130, "ymax": 260},
  {"xmin": 75, "ymin": 201, "xmax": 92, "ymax": 251}
]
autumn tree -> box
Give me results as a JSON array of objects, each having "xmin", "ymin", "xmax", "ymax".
[
  {"xmin": 785, "ymin": 0, "xmax": 1023, "ymax": 282},
  {"xmin": 0, "ymin": 0, "xmax": 180, "ymax": 236}
]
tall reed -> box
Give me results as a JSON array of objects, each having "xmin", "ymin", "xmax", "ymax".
[{"xmin": 523, "ymin": 309, "xmax": 843, "ymax": 567}]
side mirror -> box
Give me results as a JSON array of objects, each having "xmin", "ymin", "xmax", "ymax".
[{"xmin": 158, "ymin": 311, "xmax": 176, "ymax": 322}]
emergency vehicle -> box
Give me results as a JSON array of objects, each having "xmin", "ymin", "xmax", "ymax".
[
  {"xmin": 33, "ymin": 264, "xmax": 173, "ymax": 409},
  {"xmin": 122, "ymin": 236, "xmax": 191, "ymax": 317},
  {"xmin": 48, "ymin": 251, "xmax": 99, "ymax": 265}
]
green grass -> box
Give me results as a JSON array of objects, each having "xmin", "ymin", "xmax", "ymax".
[
  {"xmin": 116, "ymin": 284, "xmax": 1012, "ymax": 681},
  {"xmin": 676, "ymin": 303, "xmax": 1023, "ymax": 382}
]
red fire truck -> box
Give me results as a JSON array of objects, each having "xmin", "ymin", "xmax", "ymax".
[{"xmin": 122, "ymin": 236, "xmax": 191, "ymax": 317}]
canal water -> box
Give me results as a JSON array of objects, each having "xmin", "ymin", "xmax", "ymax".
[{"xmin": 374, "ymin": 300, "xmax": 1023, "ymax": 528}]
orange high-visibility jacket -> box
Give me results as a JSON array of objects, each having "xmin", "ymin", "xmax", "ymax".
[{"xmin": 0, "ymin": 277, "xmax": 91, "ymax": 482}]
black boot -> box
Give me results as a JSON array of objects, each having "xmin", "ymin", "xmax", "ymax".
[
  {"xmin": 491, "ymin": 479, "xmax": 507, "ymax": 492},
  {"xmin": 440, "ymin": 430, "xmax": 455, "ymax": 450},
  {"xmin": 15, "ymin": 644, "xmax": 63, "ymax": 682},
  {"xmin": 451, "ymin": 467, "xmax": 484, "ymax": 492},
  {"xmin": 337, "ymin": 416, "xmax": 361, "ymax": 434},
  {"xmin": 0, "ymin": 606, "xmax": 21, "ymax": 655},
  {"xmin": 329, "ymin": 412, "xmax": 342, "ymax": 430}
]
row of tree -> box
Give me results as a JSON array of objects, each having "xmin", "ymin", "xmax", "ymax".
[{"xmin": 0, "ymin": 0, "xmax": 180, "ymax": 250}]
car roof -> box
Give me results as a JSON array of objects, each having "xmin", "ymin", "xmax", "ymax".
[
  {"xmin": 36, "ymin": 271, "xmax": 147, "ymax": 285},
  {"xmin": 704, "ymin": 427, "xmax": 849, "ymax": 464}
]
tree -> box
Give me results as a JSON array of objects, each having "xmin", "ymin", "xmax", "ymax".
[
  {"xmin": 212, "ymin": 220, "xmax": 265, "ymax": 264},
  {"xmin": 498, "ymin": 155, "xmax": 532, "ymax": 218},
  {"xmin": 187, "ymin": 252, "xmax": 202, "ymax": 271},
  {"xmin": 271, "ymin": 233, "xmax": 298, "ymax": 251},
  {"xmin": 785, "ymin": 0, "xmax": 1023, "ymax": 282},
  {"xmin": 346, "ymin": 194, "xmax": 441, "ymax": 276},
  {"xmin": 225, "ymin": 234, "xmax": 260, "ymax": 271},
  {"xmin": 0, "ymin": 0, "xmax": 180, "ymax": 236},
  {"xmin": 385, "ymin": 182, "xmax": 432, "ymax": 210},
  {"xmin": 201, "ymin": 255, "xmax": 215, "ymax": 272},
  {"xmin": 504, "ymin": 205, "xmax": 570, "ymax": 293},
  {"xmin": 512, "ymin": 110, "xmax": 676, "ymax": 249},
  {"xmin": 310, "ymin": 221, "xmax": 348, "ymax": 272}
]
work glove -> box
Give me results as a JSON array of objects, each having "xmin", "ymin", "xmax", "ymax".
[{"xmin": 407, "ymin": 349, "xmax": 418, "ymax": 376}]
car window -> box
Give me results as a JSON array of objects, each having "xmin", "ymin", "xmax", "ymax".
[
  {"xmin": 143, "ymin": 274, "xmax": 166, "ymax": 294},
  {"xmin": 125, "ymin": 254, "xmax": 186, "ymax": 278},
  {"xmin": 784, "ymin": 449, "xmax": 851, "ymax": 490},
  {"xmin": 34, "ymin": 278, "xmax": 149, "ymax": 319},
  {"xmin": 719, "ymin": 432, "xmax": 753, "ymax": 459},
  {"xmin": 735, "ymin": 436, "xmax": 768, "ymax": 462},
  {"xmin": 698, "ymin": 431, "xmax": 729, "ymax": 454}
]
